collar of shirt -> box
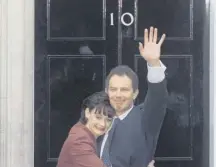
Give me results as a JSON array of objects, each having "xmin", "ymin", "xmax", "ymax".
[
  {"xmin": 106, "ymin": 104, "xmax": 134, "ymax": 132},
  {"xmin": 117, "ymin": 104, "xmax": 134, "ymax": 120}
]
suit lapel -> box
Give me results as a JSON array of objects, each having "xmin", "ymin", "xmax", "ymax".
[
  {"xmin": 96, "ymin": 135, "xmax": 104, "ymax": 156},
  {"xmin": 108, "ymin": 125, "xmax": 118, "ymax": 150}
]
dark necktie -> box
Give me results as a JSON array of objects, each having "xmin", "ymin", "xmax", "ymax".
[{"xmin": 101, "ymin": 118, "xmax": 120, "ymax": 167}]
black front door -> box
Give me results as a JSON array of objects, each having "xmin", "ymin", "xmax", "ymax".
[{"xmin": 35, "ymin": 0, "xmax": 208, "ymax": 167}]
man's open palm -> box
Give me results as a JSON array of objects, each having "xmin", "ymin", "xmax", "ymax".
[{"xmin": 139, "ymin": 27, "xmax": 166, "ymax": 65}]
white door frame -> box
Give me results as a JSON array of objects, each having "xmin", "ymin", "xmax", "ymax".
[{"xmin": 0, "ymin": 0, "xmax": 34, "ymax": 166}]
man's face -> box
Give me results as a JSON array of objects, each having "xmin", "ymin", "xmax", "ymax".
[{"xmin": 106, "ymin": 74, "xmax": 138, "ymax": 115}]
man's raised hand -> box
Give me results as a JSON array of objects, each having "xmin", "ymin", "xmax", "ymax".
[{"xmin": 139, "ymin": 27, "xmax": 166, "ymax": 67}]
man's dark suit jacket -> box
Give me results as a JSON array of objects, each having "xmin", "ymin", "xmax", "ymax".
[
  {"xmin": 57, "ymin": 122, "xmax": 105, "ymax": 167},
  {"xmin": 97, "ymin": 80, "xmax": 168, "ymax": 167}
]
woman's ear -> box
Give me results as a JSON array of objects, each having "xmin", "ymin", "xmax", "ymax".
[{"xmin": 85, "ymin": 108, "xmax": 90, "ymax": 119}]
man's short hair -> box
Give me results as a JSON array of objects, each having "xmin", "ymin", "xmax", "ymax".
[
  {"xmin": 105, "ymin": 65, "xmax": 139, "ymax": 91},
  {"xmin": 79, "ymin": 91, "xmax": 115, "ymax": 124}
]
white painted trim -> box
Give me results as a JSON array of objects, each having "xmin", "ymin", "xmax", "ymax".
[
  {"xmin": 210, "ymin": 0, "xmax": 215, "ymax": 166},
  {"xmin": 209, "ymin": 0, "xmax": 215, "ymax": 166},
  {"xmin": 0, "ymin": 0, "xmax": 34, "ymax": 166},
  {"xmin": 23, "ymin": 0, "xmax": 34, "ymax": 166},
  {"xmin": 0, "ymin": 0, "xmax": 9, "ymax": 166}
]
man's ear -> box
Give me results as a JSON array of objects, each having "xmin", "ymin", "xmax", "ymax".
[
  {"xmin": 133, "ymin": 89, "xmax": 139, "ymax": 100},
  {"xmin": 85, "ymin": 108, "xmax": 90, "ymax": 119},
  {"xmin": 105, "ymin": 88, "xmax": 108, "ymax": 93}
]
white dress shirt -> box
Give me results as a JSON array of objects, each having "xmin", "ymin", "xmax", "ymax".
[
  {"xmin": 100, "ymin": 61, "xmax": 167, "ymax": 158},
  {"xmin": 147, "ymin": 61, "xmax": 167, "ymax": 83}
]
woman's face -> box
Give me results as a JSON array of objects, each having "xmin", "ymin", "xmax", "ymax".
[{"xmin": 85, "ymin": 108, "xmax": 113, "ymax": 137}]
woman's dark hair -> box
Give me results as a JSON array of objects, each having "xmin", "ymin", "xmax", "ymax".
[{"xmin": 79, "ymin": 91, "xmax": 115, "ymax": 124}]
